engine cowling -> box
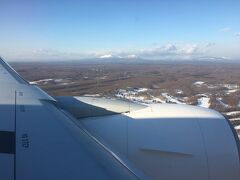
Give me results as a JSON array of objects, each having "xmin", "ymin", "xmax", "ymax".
[{"xmin": 56, "ymin": 96, "xmax": 240, "ymax": 180}]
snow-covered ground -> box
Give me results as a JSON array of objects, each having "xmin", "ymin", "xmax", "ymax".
[
  {"xmin": 225, "ymin": 111, "xmax": 240, "ymax": 116},
  {"xmin": 235, "ymin": 126, "xmax": 240, "ymax": 139},
  {"xmin": 197, "ymin": 97, "xmax": 210, "ymax": 108},
  {"xmin": 194, "ymin": 82, "xmax": 239, "ymax": 95},
  {"xmin": 217, "ymin": 98, "xmax": 230, "ymax": 108},
  {"xmin": 115, "ymin": 89, "xmax": 147, "ymax": 103},
  {"xmin": 29, "ymin": 78, "xmax": 73, "ymax": 85},
  {"xmin": 59, "ymin": 82, "xmax": 71, "ymax": 86},
  {"xmin": 235, "ymin": 125, "xmax": 240, "ymax": 130},
  {"xmin": 161, "ymin": 93, "xmax": 185, "ymax": 104},
  {"xmin": 115, "ymin": 88, "xmax": 186, "ymax": 105},
  {"xmin": 224, "ymin": 84, "xmax": 239, "ymax": 94},
  {"xmin": 116, "ymin": 88, "xmax": 214, "ymax": 107},
  {"xmin": 30, "ymin": 78, "xmax": 53, "ymax": 84},
  {"xmin": 208, "ymin": 83, "xmax": 239, "ymax": 90},
  {"xmin": 222, "ymin": 84, "xmax": 239, "ymax": 89},
  {"xmin": 54, "ymin": 79, "xmax": 63, "ymax": 83},
  {"xmin": 175, "ymin": 89, "xmax": 183, "ymax": 94},
  {"xmin": 99, "ymin": 76, "xmax": 107, "ymax": 80},
  {"xmin": 116, "ymin": 86, "xmax": 238, "ymax": 111},
  {"xmin": 83, "ymin": 94, "xmax": 101, "ymax": 97},
  {"xmin": 115, "ymin": 88, "xmax": 186, "ymax": 104},
  {"xmin": 134, "ymin": 88, "xmax": 148, "ymax": 93},
  {"xmin": 225, "ymin": 89, "xmax": 239, "ymax": 94},
  {"xmin": 229, "ymin": 118, "xmax": 240, "ymax": 121},
  {"xmin": 194, "ymin": 81, "xmax": 205, "ymax": 86}
]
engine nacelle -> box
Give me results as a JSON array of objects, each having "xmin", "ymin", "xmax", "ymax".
[{"xmin": 57, "ymin": 96, "xmax": 240, "ymax": 180}]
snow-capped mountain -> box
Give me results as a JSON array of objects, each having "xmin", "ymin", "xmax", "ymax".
[
  {"xmin": 99, "ymin": 54, "xmax": 113, "ymax": 58},
  {"xmin": 99, "ymin": 54, "xmax": 138, "ymax": 59}
]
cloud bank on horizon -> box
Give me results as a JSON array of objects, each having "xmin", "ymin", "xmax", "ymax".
[
  {"xmin": 3, "ymin": 42, "xmax": 240, "ymax": 61},
  {"xmin": 0, "ymin": 0, "xmax": 239, "ymax": 61}
]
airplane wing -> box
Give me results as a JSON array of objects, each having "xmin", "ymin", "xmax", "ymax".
[
  {"xmin": 0, "ymin": 57, "xmax": 139, "ymax": 180},
  {"xmin": 1, "ymin": 57, "xmax": 240, "ymax": 180}
]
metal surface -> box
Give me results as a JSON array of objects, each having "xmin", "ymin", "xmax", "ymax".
[
  {"xmin": 0, "ymin": 57, "xmax": 138, "ymax": 180},
  {"xmin": 80, "ymin": 104, "xmax": 240, "ymax": 180},
  {"xmin": 55, "ymin": 96, "xmax": 146, "ymax": 118}
]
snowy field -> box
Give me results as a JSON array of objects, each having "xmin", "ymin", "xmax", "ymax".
[{"xmin": 115, "ymin": 85, "xmax": 240, "ymax": 135}]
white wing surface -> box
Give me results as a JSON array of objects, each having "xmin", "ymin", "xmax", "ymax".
[{"xmin": 0, "ymin": 57, "xmax": 138, "ymax": 180}]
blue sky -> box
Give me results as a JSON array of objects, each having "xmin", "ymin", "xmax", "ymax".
[{"xmin": 0, "ymin": 0, "xmax": 240, "ymax": 61}]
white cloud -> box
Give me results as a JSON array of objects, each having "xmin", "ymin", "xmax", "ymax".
[
  {"xmin": 205, "ymin": 42, "xmax": 215, "ymax": 47},
  {"xmin": 219, "ymin": 27, "xmax": 240, "ymax": 39},
  {"xmin": 206, "ymin": 42, "xmax": 240, "ymax": 60},
  {"xmin": 162, "ymin": 44, "xmax": 177, "ymax": 51},
  {"xmin": 236, "ymin": 32, "xmax": 240, "ymax": 38},
  {"xmin": 3, "ymin": 42, "xmax": 240, "ymax": 61},
  {"xmin": 126, "ymin": 54, "xmax": 138, "ymax": 58},
  {"xmin": 219, "ymin": 27, "xmax": 231, "ymax": 32},
  {"xmin": 135, "ymin": 44, "xmax": 204, "ymax": 60},
  {"xmin": 179, "ymin": 44, "xmax": 198, "ymax": 54}
]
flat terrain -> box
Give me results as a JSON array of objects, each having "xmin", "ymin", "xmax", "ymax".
[{"xmin": 11, "ymin": 60, "xmax": 240, "ymax": 132}]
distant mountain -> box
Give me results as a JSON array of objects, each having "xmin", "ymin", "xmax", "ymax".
[
  {"xmin": 99, "ymin": 54, "xmax": 114, "ymax": 58},
  {"xmin": 98, "ymin": 54, "xmax": 138, "ymax": 59}
]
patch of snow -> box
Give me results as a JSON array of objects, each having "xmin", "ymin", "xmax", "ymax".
[
  {"xmin": 197, "ymin": 97, "xmax": 210, "ymax": 108},
  {"xmin": 117, "ymin": 89, "xmax": 137, "ymax": 96},
  {"xmin": 133, "ymin": 88, "xmax": 148, "ymax": 93},
  {"xmin": 54, "ymin": 79, "xmax": 63, "ymax": 83},
  {"xmin": 116, "ymin": 90, "xmax": 186, "ymax": 105},
  {"xmin": 222, "ymin": 84, "xmax": 239, "ymax": 89},
  {"xmin": 148, "ymin": 94, "xmax": 166, "ymax": 103},
  {"xmin": 205, "ymin": 83, "xmax": 239, "ymax": 91},
  {"xmin": 235, "ymin": 125, "xmax": 240, "ymax": 130},
  {"xmin": 59, "ymin": 83, "xmax": 70, "ymax": 86},
  {"xmin": 29, "ymin": 78, "xmax": 53, "ymax": 84},
  {"xmin": 126, "ymin": 54, "xmax": 138, "ymax": 59},
  {"xmin": 229, "ymin": 118, "xmax": 240, "ymax": 121},
  {"xmin": 83, "ymin": 94, "xmax": 101, "ymax": 97},
  {"xmin": 99, "ymin": 76, "xmax": 107, "ymax": 80},
  {"xmin": 115, "ymin": 88, "xmax": 165, "ymax": 104},
  {"xmin": 151, "ymin": 97, "xmax": 166, "ymax": 103},
  {"xmin": 29, "ymin": 82, "xmax": 38, "ymax": 85},
  {"xmin": 116, "ymin": 93, "xmax": 144, "ymax": 102},
  {"xmin": 225, "ymin": 111, "xmax": 240, "ymax": 116},
  {"xmin": 217, "ymin": 98, "xmax": 230, "ymax": 108},
  {"xmin": 206, "ymin": 84, "xmax": 218, "ymax": 89},
  {"xmin": 194, "ymin": 81, "xmax": 205, "ymax": 86},
  {"xmin": 225, "ymin": 89, "xmax": 238, "ymax": 94},
  {"xmin": 176, "ymin": 90, "xmax": 183, "ymax": 94},
  {"xmin": 115, "ymin": 88, "xmax": 146, "ymax": 103},
  {"xmin": 161, "ymin": 93, "xmax": 185, "ymax": 104}
]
